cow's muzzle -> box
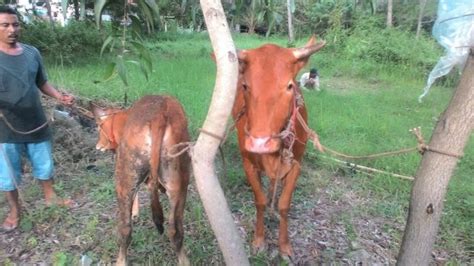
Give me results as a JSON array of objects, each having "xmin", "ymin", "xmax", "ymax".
[{"xmin": 244, "ymin": 133, "xmax": 281, "ymax": 153}]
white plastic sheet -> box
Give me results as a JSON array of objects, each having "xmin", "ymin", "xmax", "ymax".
[{"xmin": 419, "ymin": 0, "xmax": 474, "ymax": 102}]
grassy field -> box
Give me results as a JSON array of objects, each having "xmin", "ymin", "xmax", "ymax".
[{"xmin": 1, "ymin": 33, "xmax": 472, "ymax": 264}]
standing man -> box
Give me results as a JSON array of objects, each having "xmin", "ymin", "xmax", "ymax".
[
  {"xmin": 299, "ymin": 68, "xmax": 320, "ymax": 91},
  {"xmin": 0, "ymin": 5, "xmax": 74, "ymax": 231}
]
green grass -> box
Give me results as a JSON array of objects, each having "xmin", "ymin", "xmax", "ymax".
[{"xmin": 19, "ymin": 33, "xmax": 474, "ymax": 263}]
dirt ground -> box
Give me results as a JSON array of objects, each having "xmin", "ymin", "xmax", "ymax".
[{"xmin": 0, "ymin": 98, "xmax": 458, "ymax": 265}]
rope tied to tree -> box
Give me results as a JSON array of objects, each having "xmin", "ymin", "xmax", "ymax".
[
  {"xmin": 295, "ymin": 113, "xmax": 464, "ymax": 160},
  {"xmin": 165, "ymin": 141, "xmax": 195, "ymax": 158}
]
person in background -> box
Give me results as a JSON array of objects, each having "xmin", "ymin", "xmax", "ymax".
[
  {"xmin": 0, "ymin": 5, "xmax": 75, "ymax": 232},
  {"xmin": 299, "ymin": 67, "xmax": 320, "ymax": 91}
]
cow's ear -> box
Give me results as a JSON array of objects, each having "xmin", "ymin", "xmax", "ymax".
[
  {"xmin": 237, "ymin": 50, "xmax": 248, "ymax": 73},
  {"xmin": 210, "ymin": 52, "xmax": 216, "ymax": 62},
  {"xmin": 90, "ymin": 102, "xmax": 106, "ymax": 119}
]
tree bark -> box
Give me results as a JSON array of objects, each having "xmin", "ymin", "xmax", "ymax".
[
  {"xmin": 194, "ymin": 0, "xmax": 249, "ymax": 265},
  {"xmin": 386, "ymin": 0, "xmax": 393, "ymax": 28},
  {"xmin": 416, "ymin": 0, "xmax": 428, "ymax": 39},
  {"xmin": 287, "ymin": 0, "xmax": 294, "ymax": 44},
  {"xmin": 397, "ymin": 50, "xmax": 474, "ymax": 265}
]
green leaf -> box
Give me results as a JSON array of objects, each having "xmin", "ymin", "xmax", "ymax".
[
  {"xmin": 143, "ymin": 0, "xmax": 160, "ymax": 17},
  {"xmin": 130, "ymin": 40, "xmax": 153, "ymax": 73},
  {"xmin": 94, "ymin": 0, "xmax": 108, "ymax": 28},
  {"xmin": 116, "ymin": 55, "xmax": 128, "ymax": 86},
  {"xmin": 127, "ymin": 60, "xmax": 149, "ymax": 81},
  {"xmin": 102, "ymin": 62, "xmax": 116, "ymax": 82},
  {"xmin": 100, "ymin": 35, "xmax": 115, "ymax": 57}
]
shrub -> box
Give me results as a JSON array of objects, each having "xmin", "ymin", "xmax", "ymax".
[
  {"xmin": 342, "ymin": 16, "xmax": 441, "ymax": 71},
  {"xmin": 21, "ymin": 21, "xmax": 108, "ymax": 64}
]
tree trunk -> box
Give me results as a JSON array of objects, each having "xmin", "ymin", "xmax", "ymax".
[
  {"xmin": 73, "ymin": 0, "xmax": 79, "ymax": 20},
  {"xmin": 44, "ymin": 0, "xmax": 55, "ymax": 27},
  {"xmin": 397, "ymin": 50, "xmax": 474, "ymax": 265},
  {"xmin": 194, "ymin": 0, "xmax": 249, "ymax": 265},
  {"xmin": 416, "ymin": 0, "xmax": 428, "ymax": 39},
  {"xmin": 80, "ymin": 0, "xmax": 86, "ymax": 20},
  {"xmin": 287, "ymin": 0, "xmax": 294, "ymax": 43},
  {"xmin": 386, "ymin": 0, "xmax": 393, "ymax": 28}
]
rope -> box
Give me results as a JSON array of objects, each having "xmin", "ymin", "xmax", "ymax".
[
  {"xmin": 296, "ymin": 113, "xmax": 463, "ymax": 160},
  {"xmin": 0, "ymin": 112, "xmax": 49, "ymax": 135},
  {"xmin": 165, "ymin": 141, "xmax": 194, "ymax": 158},
  {"xmin": 199, "ymin": 128, "xmax": 225, "ymax": 142}
]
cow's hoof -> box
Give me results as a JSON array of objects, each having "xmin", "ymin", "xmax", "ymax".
[
  {"xmin": 177, "ymin": 251, "xmax": 190, "ymax": 266},
  {"xmin": 155, "ymin": 223, "xmax": 164, "ymax": 234},
  {"xmin": 252, "ymin": 239, "xmax": 266, "ymax": 254},
  {"xmin": 279, "ymin": 245, "xmax": 294, "ymax": 261},
  {"xmin": 280, "ymin": 254, "xmax": 294, "ymax": 265}
]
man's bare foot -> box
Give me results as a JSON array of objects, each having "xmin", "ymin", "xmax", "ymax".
[
  {"xmin": 2, "ymin": 214, "xmax": 19, "ymax": 232},
  {"xmin": 45, "ymin": 198, "xmax": 77, "ymax": 208}
]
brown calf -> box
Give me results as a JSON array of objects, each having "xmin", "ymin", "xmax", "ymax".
[
  {"xmin": 233, "ymin": 36, "xmax": 325, "ymax": 259},
  {"xmin": 91, "ymin": 95, "xmax": 190, "ymax": 265}
]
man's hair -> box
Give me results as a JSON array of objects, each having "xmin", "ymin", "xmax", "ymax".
[
  {"xmin": 310, "ymin": 68, "xmax": 318, "ymax": 75},
  {"xmin": 0, "ymin": 5, "xmax": 18, "ymax": 15}
]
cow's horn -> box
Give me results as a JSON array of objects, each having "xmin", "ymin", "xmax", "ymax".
[{"xmin": 293, "ymin": 40, "xmax": 326, "ymax": 60}]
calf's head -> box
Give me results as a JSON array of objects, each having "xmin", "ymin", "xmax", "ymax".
[
  {"xmin": 90, "ymin": 103, "xmax": 126, "ymax": 152},
  {"xmin": 237, "ymin": 36, "xmax": 325, "ymax": 153}
]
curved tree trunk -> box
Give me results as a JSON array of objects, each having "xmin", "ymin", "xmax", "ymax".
[
  {"xmin": 193, "ymin": 0, "xmax": 249, "ymax": 265},
  {"xmin": 397, "ymin": 50, "xmax": 474, "ymax": 265}
]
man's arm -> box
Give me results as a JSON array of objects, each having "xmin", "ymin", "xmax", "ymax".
[{"xmin": 39, "ymin": 82, "xmax": 75, "ymax": 106}]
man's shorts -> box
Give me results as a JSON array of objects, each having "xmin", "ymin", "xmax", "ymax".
[{"xmin": 0, "ymin": 140, "xmax": 54, "ymax": 191}]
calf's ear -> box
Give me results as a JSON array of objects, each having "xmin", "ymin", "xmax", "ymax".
[{"xmin": 89, "ymin": 102, "xmax": 106, "ymax": 118}]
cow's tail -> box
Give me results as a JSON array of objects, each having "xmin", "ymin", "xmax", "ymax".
[{"xmin": 150, "ymin": 121, "xmax": 165, "ymax": 184}]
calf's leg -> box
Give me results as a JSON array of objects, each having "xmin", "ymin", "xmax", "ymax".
[{"xmin": 163, "ymin": 157, "xmax": 190, "ymax": 266}]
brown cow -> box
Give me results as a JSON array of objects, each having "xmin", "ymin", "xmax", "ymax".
[
  {"xmin": 91, "ymin": 95, "xmax": 190, "ymax": 266},
  {"xmin": 232, "ymin": 36, "xmax": 325, "ymax": 259}
]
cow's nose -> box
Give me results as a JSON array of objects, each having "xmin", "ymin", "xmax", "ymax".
[{"xmin": 245, "ymin": 135, "xmax": 280, "ymax": 153}]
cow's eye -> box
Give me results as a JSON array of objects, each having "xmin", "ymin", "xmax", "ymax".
[
  {"xmin": 287, "ymin": 83, "xmax": 295, "ymax": 91},
  {"xmin": 242, "ymin": 83, "xmax": 249, "ymax": 92}
]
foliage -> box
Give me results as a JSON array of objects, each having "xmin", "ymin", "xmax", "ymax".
[
  {"xmin": 20, "ymin": 20, "xmax": 106, "ymax": 64},
  {"xmin": 341, "ymin": 16, "xmax": 441, "ymax": 71}
]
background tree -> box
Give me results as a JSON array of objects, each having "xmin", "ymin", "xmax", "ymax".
[
  {"xmin": 416, "ymin": 0, "xmax": 427, "ymax": 39},
  {"xmin": 386, "ymin": 0, "xmax": 392, "ymax": 27}
]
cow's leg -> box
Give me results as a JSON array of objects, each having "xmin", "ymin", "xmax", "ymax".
[
  {"xmin": 164, "ymin": 158, "xmax": 190, "ymax": 266},
  {"xmin": 115, "ymin": 176, "xmax": 137, "ymax": 266},
  {"xmin": 131, "ymin": 194, "xmax": 139, "ymax": 220},
  {"xmin": 243, "ymin": 159, "xmax": 266, "ymax": 253},
  {"xmin": 149, "ymin": 182, "xmax": 165, "ymax": 234},
  {"xmin": 277, "ymin": 162, "xmax": 300, "ymax": 258},
  {"xmin": 114, "ymin": 154, "xmax": 143, "ymax": 266}
]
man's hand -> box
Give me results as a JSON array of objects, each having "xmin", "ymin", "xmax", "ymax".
[{"xmin": 59, "ymin": 94, "xmax": 75, "ymax": 106}]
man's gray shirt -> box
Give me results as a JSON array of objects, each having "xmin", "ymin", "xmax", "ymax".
[{"xmin": 0, "ymin": 43, "xmax": 51, "ymax": 143}]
